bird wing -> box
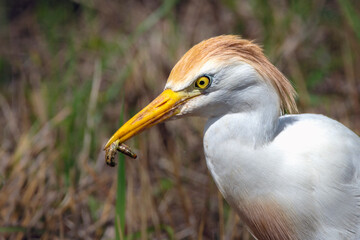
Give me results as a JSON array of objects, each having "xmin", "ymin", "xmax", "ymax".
[{"xmin": 275, "ymin": 114, "xmax": 360, "ymax": 239}]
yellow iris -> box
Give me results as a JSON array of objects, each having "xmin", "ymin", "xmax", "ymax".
[{"xmin": 195, "ymin": 76, "xmax": 210, "ymax": 89}]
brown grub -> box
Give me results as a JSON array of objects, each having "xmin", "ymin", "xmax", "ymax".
[{"xmin": 105, "ymin": 140, "xmax": 137, "ymax": 167}]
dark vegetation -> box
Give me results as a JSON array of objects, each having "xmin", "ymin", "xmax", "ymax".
[{"xmin": 0, "ymin": 0, "xmax": 359, "ymax": 239}]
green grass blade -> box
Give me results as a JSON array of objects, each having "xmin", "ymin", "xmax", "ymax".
[
  {"xmin": 113, "ymin": 1, "xmax": 179, "ymax": 237},
  {"xmin": 0, "ymin": 226, "xmax": 27, "ymax": 233},
  {"xmin": 132, "ymin": 0, "xmax": 179, "ymax": 40},
  {"xmin": 338, "ymin": 0, "xmax": 360, "ymax": 41},
  {"xmin": 115, "ymin": 100, "xmax": 126, "ymax": 240}
]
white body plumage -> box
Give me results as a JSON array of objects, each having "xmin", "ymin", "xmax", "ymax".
[
  {"xmin": 200, "ymin": 62, "xmax": 360, "ymax": 239},
  {"xmin": 205, "ymin": 113, "xmax": 360, "ymax": 239}
]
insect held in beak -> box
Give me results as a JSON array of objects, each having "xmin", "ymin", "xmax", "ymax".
[
  {"xmin": 105, "ymin": 139, "xmax": 137, "ymax": 167},
  {"xmin": 103, "ymin": 89, "xmax": 194, "ymax": 166}
]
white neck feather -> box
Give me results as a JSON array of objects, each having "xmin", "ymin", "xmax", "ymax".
[
  {"xmin": 204, "ymin": 77, "xmax": 280, "ymax": 148},
  {"xmin": 202, "ymin": 75, "xmax": 281, "ymax": 202}
]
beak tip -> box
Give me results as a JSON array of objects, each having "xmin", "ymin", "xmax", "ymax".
[{"xmin": 104, "ymin": 139, "xmax": 113, "ymax": 150}]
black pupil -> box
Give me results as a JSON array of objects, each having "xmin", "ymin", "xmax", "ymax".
[{"xmin": 199, "ymin": 80, "xmax": 205, "ymax": 86}]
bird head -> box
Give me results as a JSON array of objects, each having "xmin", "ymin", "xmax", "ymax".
[{"xmin": 104, "ymin": 35, "xmax": 297, "ymax": 149}]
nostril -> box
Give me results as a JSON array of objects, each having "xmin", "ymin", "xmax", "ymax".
[{"xmin": 155, "ymin": 100, "xmax": 169, "ymax": 108}]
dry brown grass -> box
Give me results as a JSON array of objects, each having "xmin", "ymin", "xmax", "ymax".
[{"xmin": 0, "ymin": 0, "xmax": 359, "ymax": 239}]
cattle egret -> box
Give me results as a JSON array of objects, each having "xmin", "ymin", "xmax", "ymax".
[{"xmin": 105, "ymin": 35, "xmax": 360, "ymax": 240}]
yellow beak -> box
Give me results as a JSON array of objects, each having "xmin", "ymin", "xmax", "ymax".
[{"xmin": 104, "ymin": 89, "xmax": 195, "ymax": 150}]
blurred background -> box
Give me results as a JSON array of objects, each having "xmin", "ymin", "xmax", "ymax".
[{"xmin": 0, "ymin": 0, "xmax": 359, "ymax": 239}]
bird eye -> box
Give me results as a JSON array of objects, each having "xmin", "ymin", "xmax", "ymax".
[{"xmin": 195, "ymin": 76, "xmax": 211, "ymax": 89}]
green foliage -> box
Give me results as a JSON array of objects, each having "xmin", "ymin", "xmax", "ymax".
[
  {"xmin": 338, "ymin": 0, "xmax": 360, "ymax": 41},
  {"xmin": 0, "ymin": 57, "xmax": 11, "ymax": 86},
  {"xmin": 115, "ymin": 103, "xmax": 126, "ymax": 240}
]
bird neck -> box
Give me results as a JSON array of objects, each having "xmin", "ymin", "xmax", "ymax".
[
  {"xmin": 201, "ymin": 79, "xmax": 295, "ymax": 240},
  {"xmin": 202, "ymin": 96, "xmax": 281, "ymax": 211},
  {"xmin": 204, "ymin": 93, "xmax": 280, "ymax": 149},
  {"xmin": 202, "ymin": 87, "xmax": 282, "ymax": 220}
]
